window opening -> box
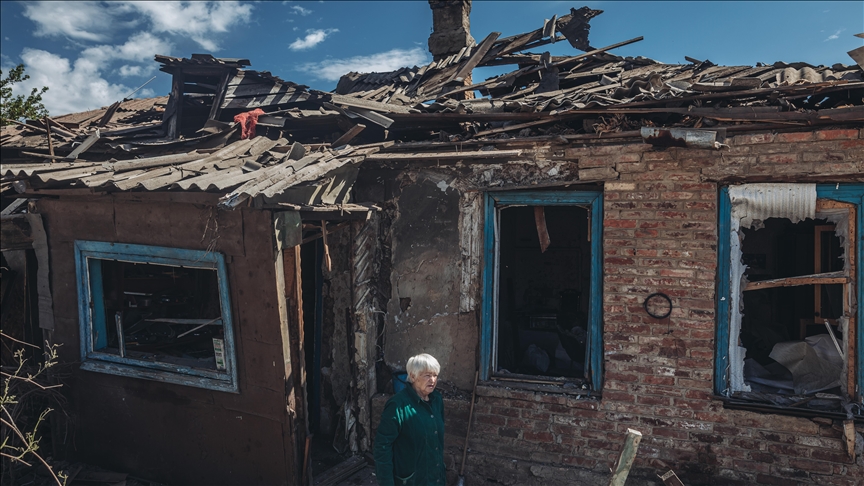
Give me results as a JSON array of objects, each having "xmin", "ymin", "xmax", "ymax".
[
  {"xmin": 496, "ymin": 206, "xmax": 590, "ymax": 380},
  {"xmin": 481, "ymin": 190, "xmax": 603, "ymax": 389},
  {"xmin": 93, "ymin": 260, "xmax": 224, "ymax": 371},
  {"xmin": 739, "ymin": 217, "xmax": 848, "ymax": 397},
  {"xmin": 717, "ymin": 184, "xmax": 862, "ymax": 416},
  {"xmin": 76, "ymin": 241, "xmax": 237, "ymax": 392}
]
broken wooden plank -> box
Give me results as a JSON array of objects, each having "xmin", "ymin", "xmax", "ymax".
[
  {"xmin": 534, "ymin": 206, "xmax": 551, "ymax": 253},
  {"xmin": 448, "ymin": 31, "xmax": 501, "ymax": 83},
  {"xmin": 97, "ymin": 101, "xmax": 122, "ymax": 127},
  {"xmin": 43, "ymin": 117, "xmax": 76, "ymax": 138},
  {"xmin": 65, "ymin": 129, "xmax": 101, "ymax": 160},
  {"xmin": 551, "ymin": 36, "xmax": 644, "ymax": 68},
  {"xmin": 744, "ymin": 271, "xmax": 847, "ymax": 291},
  {"xmin": 542, "ymin": 15, "xmax": 557, "ymax": 39},
  {"xmin": 609, "ymin": 428, "xmax": 642, "ymax": 486},
  {"xmin": 4, "ymin": 117, "xmax": 49, "ymax": 134},
  {"xmin": 847, "ymin": 46, "xmax": 864, "ymax": 70},
  {"xmin": 111, "ymin": 152, "xmax": 205, "ymax": 173},
  {"xmin": 328, "ymin": 94, "xmax": 415, "ymax": 114},
  {"xmin": 332, "ymin": 123, "xmax": 366, "ymax": 148},
  {"xmin": 365, "ymin": 149, "xmax": 522, "ymax": 161},
  {"xmin": 44, "ymin": 117, "xmax": 54, "ymax": 158},
  {"xmin": 473, "ymin": 115, "xmax": 570, "ymax": 137},
  {"xmin": 843, "ymin": 420, "xmax": 856, "ymax": 459},
  {"xmin": 438, "ymin": 36, "xmax": 643, "ymax": 101},
  {"xmin": 346, "ymin": 106, "xmax": 394, "ymax": 128}
]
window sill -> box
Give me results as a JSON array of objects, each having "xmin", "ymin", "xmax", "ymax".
[
  {"xmin": 81, "ymin": 360, "xmax": 239, "ymax": 393},
  {"xmin": 478, "ymin": 379, "xmax": 601, "ymax": 407},
  {"xmin": 718, "ymin": 395, "xmax": 863, "ymax": 422}
]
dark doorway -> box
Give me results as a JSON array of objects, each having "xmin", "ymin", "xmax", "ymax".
[{"xmin": 301, "ymin": 240, "xmax": 323, "ymax": 433}]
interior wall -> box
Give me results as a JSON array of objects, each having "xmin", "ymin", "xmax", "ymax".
[{"xmin": 36, "ymin": 197, "xmax": 295, "ymax": 485}]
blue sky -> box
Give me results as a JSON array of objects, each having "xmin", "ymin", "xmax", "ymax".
[{"xmin": 1, "ymin": 1, "xmax": 862, "ymax": 116}]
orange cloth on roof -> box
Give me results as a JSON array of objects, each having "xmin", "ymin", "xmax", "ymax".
[{"xmin": 233, "ymin": 108, "xmax": 266, "ymax": 139}]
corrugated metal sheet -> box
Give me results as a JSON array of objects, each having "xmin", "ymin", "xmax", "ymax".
[
  {"xmin": 2, "ymin": 136, "xmax": 375, "ymax": 209},
  {"xmin": 729, "ymin": 183, "xmax": 817, "ymax": 230}
]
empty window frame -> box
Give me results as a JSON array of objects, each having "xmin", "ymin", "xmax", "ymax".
[
  {"xmin": 75, "ymin": 241, "xmax": 238, "ymax": 392},
  {"xmin": 716, "ymin": 184, "xmax": 863, "ymax": 414},
  {"xmin": 481, "ymin": 190, "xmax": 603, "ymax": 389}
]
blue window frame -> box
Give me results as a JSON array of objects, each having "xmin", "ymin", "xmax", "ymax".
[
  {"xmin": 75, "ymin": 241, "xmax": 238, "ymax": 393},
  {"xmin": 480, "ymin": 190, "xmax": 604, "ymax": 389},
  {"xmin": 716, "ymin": 184, "xmax": 863, "ymax": 404}
]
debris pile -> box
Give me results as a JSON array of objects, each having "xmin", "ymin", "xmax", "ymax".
[{"xmin": 2, "ymin": 7, "xmax": 862, "ymax": 201}]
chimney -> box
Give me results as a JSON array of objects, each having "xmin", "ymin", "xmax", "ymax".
[{"xmin": 428, "ymin": 0, "xmax": 475, "ymax": 62}]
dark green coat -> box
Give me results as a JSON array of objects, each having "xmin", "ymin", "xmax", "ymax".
[{"xmin": 374, "ymin": 385, "xmax": 445, "ymax": 486}]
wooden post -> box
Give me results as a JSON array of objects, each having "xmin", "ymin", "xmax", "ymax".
[
  {"xmin": 43, "ymin": 117, "xmax": 54, "ymax": 159},
  {"xmin": 321, "ymin": 220, "xmax": 332, "ymax": 272},
  {"xmin": 844, "ymin": 420, "xmax": 856, "ymax": 459},
  {"xmin": 609, "ymin": 428, "xmax": 642, "ymax": 486}
]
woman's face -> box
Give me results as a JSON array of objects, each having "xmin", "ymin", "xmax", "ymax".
[{"xmin": 411, "ymin": 369, "xmax": 438, "ymax": 399}]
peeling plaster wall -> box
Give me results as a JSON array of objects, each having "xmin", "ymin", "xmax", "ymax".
[{"xmin": 384, "ymin": 172, "xmax": 476, "ymax": 389}]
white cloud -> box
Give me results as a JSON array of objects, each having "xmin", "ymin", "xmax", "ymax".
[
  {"xmin": 11, "ymin": 48, "xmax": 133, "ymax": 115},
  {"xmin": 8, "ymin": 32, "xmax": 172, "ymax": 115},
  {"xmin": 824, "ymin": 28, "xmax": 845, "ymax": 41},
  {"xmin": 123, "ymin": 1, "xmax": 253, "ymax": 51},
  {"xmin": 291, "ymin": 5, "xmax": 312, "ymax": 16},
  {"xmin": 298, "ymin": 47, "xmax": 430, "ymax": 81},
  {"xmin": 82, "ymin": 32, "xmax": 172, "ymax": 64},
  {"xmin": 289, "ymin": 28, "xmax": 337, "ymax": 51},
  {"xmin": 119, "ymin": 65, "xmax": 145, "ymax": 77},
  {"xmin": 22, "ymin": 1, "xmax": 252, "ymax": 51},
  {"xmin": 22, "ymin": 1, "xmax": 132, "ymax": 42}
]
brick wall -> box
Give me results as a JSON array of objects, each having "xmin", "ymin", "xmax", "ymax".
[{"xmin": 371, "ymin": 128, "xmax": 864, "ymax": 486}]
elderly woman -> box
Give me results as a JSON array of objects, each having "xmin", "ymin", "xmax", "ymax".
[{"xmin": 374, "ymin": 353, "xmax": 445, "ymax": 486}]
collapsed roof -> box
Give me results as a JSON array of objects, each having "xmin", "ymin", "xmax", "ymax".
[{"xmin": 2, "ymin": 6, "xmax": 863, "ymax": 207}]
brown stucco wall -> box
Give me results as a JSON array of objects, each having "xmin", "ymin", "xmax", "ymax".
[{"xmin": 37, "ymin": 197, "xmax": 296, "ymax": 485}]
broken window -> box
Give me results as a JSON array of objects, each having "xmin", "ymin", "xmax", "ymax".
[
  {"xmin": 75, "ymin": 241, "xmax": 238, "ymax": 392},
  {"xmin": 481, "ymin": 190, "xmax": 603, "ymax": 390},
  {"xmin": 717, "ymin": 184, "xmax": 863, "ymax": 415}
]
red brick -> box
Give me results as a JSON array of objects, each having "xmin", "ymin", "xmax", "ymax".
[
  {"xmin": 578, "ymin": 156, "xmax": 611, "ymax": 168},
  {"xmin": 604, "ymin": 219, "xmax": 637, "ymax": 228},
  {"xmin": 617, "ymin": 162, "xmax": 648, "ymax": 173},
  {"xmin": 636, "ymin": 395, "xmax": 671, "ymax": 406},
  {"xmin": 816, "ymin": 128, "xmax": 859, "ymax": 140},
  {"xmin": 809, "ymin": 449, "xmax": 850, "ymax": 463},
  {"xmin": 802, "ymin": 152, "xmax": 846, "ymax": 162},
  {"xmin": 732, "ymin": 133, "xmax": 775, "ymax": 145},
  {"xmin": 838, "ymin": 138, "xmax": 864, "ymax": 149},
  {"xmin": 775, "ymin": 131, "xmax": 815, "ymax": 143},
  {"xmin": 476, "ymin": 414, "xmax": 507, "ymax": 426}
]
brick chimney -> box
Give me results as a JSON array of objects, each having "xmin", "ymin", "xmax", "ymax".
[{"xmin": 428, "ymin": 0, "xmax": 475, "ymax": 62}]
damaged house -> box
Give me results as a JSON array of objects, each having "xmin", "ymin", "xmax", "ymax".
[{"xmin": 2, "ymin": 1, "xmax": 864, "ymax": 484}]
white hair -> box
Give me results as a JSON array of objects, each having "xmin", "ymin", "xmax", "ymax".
[{"xmin": 405, "ymin": 353, "xmax": 440, "ymax": 382}]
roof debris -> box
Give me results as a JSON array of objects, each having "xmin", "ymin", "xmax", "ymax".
[{"xmin": 2, "ymin": 6, "xmax": 862, "ymax": 206}]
